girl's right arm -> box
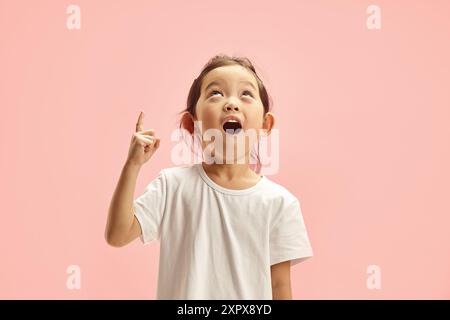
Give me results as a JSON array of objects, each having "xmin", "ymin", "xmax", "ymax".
[{"xmin": 105, "ymin": 111, "xmax": 161, "ymax": 247}]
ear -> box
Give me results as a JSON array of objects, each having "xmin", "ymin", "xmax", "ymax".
[
  {"xmin": 262, "ymin": 112, "xmax": 275, "ymax": 134},
  {"xmin": 180, "ymin": 111, "xmax": 195, "ymax": 134}
]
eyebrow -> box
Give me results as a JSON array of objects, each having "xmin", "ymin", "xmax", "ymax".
[{"xmin": 204, "ymin": 79, "xmax": 257, "ymax": 92}]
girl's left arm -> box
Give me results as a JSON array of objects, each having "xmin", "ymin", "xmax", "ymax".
[{"xmin": 270, "ymin": 260, "xmax": 292, "ymax": 299}]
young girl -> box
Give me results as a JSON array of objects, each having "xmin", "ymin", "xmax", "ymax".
[{"xmin": 105, "ymin": 55, "xmax": 313, "ymax": 300}]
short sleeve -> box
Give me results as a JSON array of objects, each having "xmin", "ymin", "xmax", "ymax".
[
  {"xmin": 269, "ymin": 199, "xmax": 313, "ymax": 266},
  {"xmin": 133, "ymin": 170, "xmax": 166, "ymax": 245}
]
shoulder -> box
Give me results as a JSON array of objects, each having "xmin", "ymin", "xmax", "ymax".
[
  {"xmin": 260, "ymin": 177, "xmax": 299, "ymax": 204},
  {"xmin": 259, "ymin": 178, "xmax": 307, "ymax": 227}
]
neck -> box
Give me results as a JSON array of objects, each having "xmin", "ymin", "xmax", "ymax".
[{"xmin": 201, "ymin": 162, "xmax": 256, "ymax": 181}]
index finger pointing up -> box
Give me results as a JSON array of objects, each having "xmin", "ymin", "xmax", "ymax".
[{"xmin": 135, "ymin": 111, "xmax": 144, "ymax": 132}]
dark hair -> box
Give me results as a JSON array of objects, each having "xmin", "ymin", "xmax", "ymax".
[
  {"xmin": 180, "ymin": 54, "xmax": 272, "ymax": 120},
  {"xmin": 178, "ymin": 54, "xmax": 273, "ymax": 173}
]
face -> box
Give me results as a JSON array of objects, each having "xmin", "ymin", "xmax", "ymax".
[{"xmin": 192, "ymin": 65, "xmax": 269, "ymax": 164}]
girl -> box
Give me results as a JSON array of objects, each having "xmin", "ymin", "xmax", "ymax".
[{"xmin": 105, "ymin": 55, "xmax": 313, "ymax": 300}]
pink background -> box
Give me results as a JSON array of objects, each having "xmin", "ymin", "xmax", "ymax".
[{"xmin": 1, "ymin": 0, "xmax": 449, "ymax": 299}]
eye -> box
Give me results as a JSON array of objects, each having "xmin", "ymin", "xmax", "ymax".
[
  {"xmin": 209, "ymin": 90, "xmax": 222, "ymax": 97},
  {"xmin": 242, "ymin": 90, "xmax": 254, "ymax": 98}
]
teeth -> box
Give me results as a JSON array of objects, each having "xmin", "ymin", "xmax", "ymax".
[{"xmin": 226, "ymin": 119, "xmax": 238, "ymax": 123}]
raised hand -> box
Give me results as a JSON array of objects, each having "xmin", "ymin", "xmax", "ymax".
[{"xmin": 126, "ymin": 111, "xmax": 160, "ymax": 167}]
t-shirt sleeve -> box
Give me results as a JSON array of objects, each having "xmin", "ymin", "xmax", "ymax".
[
  {"xmin": 133, "ymin": 170, "xmax": 166, "ymax": 245},
  {"xmin": 269, "ymin": 199, "xmax": 313, "ymax": 266}
]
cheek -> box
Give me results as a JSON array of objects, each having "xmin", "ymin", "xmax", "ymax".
[
  {"xmin": 246, "ymin": 108, "xmax": 265, "ymax": 128},
  {"xmin": 195, "ymin": 105, "xmax": 219, "ymax": 129}
]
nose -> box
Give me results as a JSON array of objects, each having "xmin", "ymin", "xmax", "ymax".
[{"xmin": 223, "ymin": 102, "xmax": 240, "ymax": 112}]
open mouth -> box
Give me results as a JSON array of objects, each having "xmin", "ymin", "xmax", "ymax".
[{"xmin": 222, "ymin": 119, "xmax": 242, "ymax": 134}]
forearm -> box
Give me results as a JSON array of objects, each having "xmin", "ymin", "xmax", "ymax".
[
  {"xmin": 272, "ymin": 283, "xmax": 292, "ymax": 300},
  {"xmin": 105, "ymin": 162, "xmax": 141, "ymax": 244}
]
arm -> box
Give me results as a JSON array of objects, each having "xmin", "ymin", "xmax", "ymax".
[
  {"xmin": 105, "ymin": 162, "xmax": 142, "ymax": 247},
  {"xmin": 271, "ymin": 260, "xmax": 292, "ymax": 299},
  {"xmin": 105, "ymin": 111, "xmax": 160, "ymax": 247}
]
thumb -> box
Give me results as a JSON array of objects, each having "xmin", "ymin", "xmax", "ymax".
[{"xmin": 154, "ymin": 138, "xmax": 161, "ymax": 149}]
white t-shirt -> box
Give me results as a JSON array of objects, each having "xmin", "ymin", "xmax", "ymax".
[{"xmin": 133, "ymin": 163, "xmax": 313, "ymax": 299}]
